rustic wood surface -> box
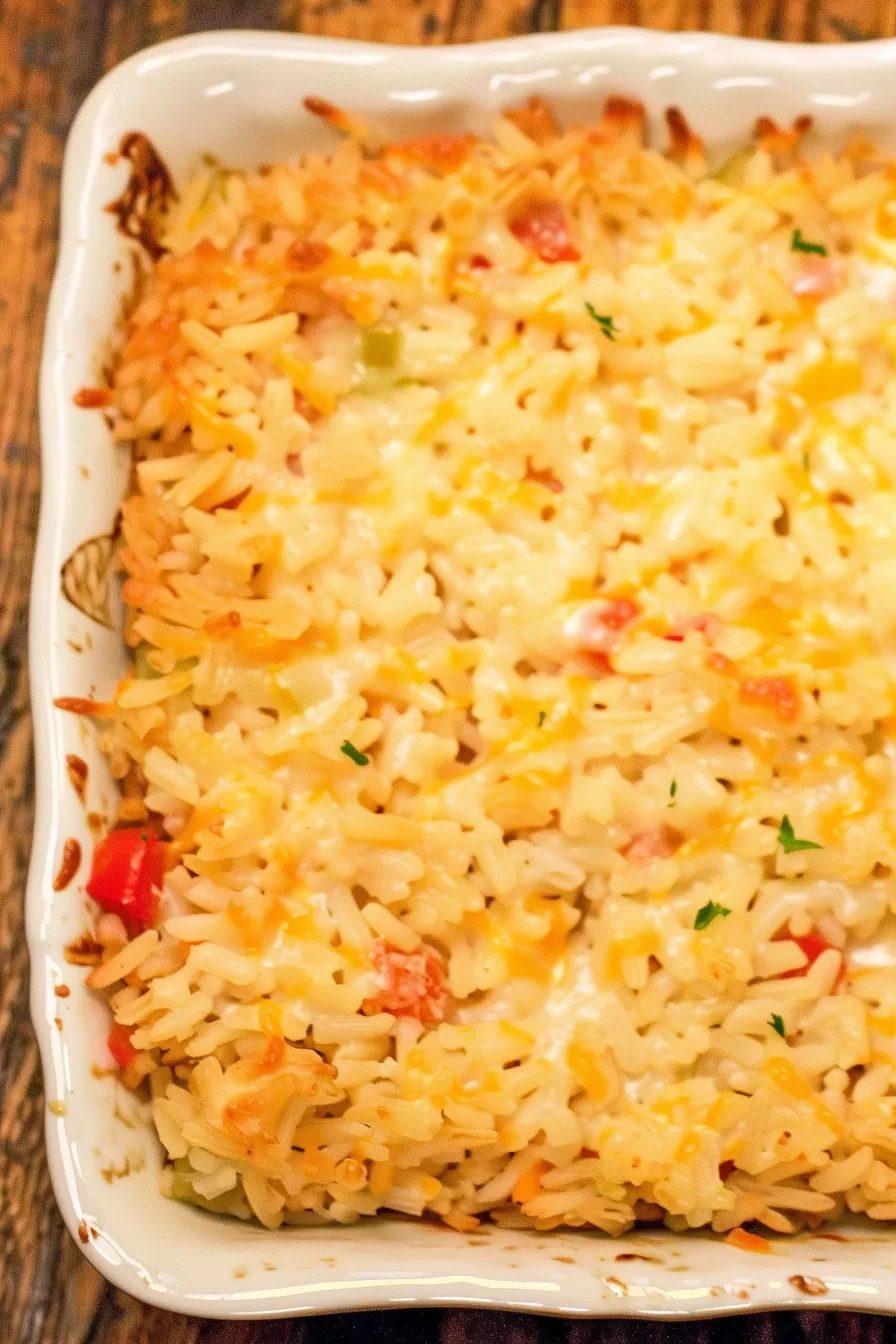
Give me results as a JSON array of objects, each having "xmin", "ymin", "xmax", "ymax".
[{"xmin": 2, "ymin": 0, "xmax": 896, "ymax": 1339}]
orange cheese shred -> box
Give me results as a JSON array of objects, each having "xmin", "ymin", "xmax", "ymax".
[
  {"xmin": 725, "ymin": 1228, "xmax": 773, "ymax": 1254},
  {"xmin": 512, "ymin": 1158, "xmax": 551, "ymax": 1205}
]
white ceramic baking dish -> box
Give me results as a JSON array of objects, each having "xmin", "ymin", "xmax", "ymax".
[{"xmin": 31, "ymin": 25, "xmax": 896, "ymax": 1319}]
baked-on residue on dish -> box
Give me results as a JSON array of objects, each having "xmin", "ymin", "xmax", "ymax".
[{"xmin": 62, "ymin": 95, "xmax": 896, "ymax": 1238}]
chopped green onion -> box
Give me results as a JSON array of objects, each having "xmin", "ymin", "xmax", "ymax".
[
  {"xmin": 791, "ymin": 228, "xmax": 827, "ymax": 257},
  {"xmin": 537, "ymin": 710, "xmax": 547, "ymax": 727},
  {"xmin": 133, "ymin": 642, "xmax": 198, "ymax": 679},
  {"xmin": 769, "ymin": 1013, "xmax": 786, "ymax": 1038},
  {"xmin": 169, "ymin": 1156, "xmax": 199, "ymax": 1202},
  {"xmin": 168, "ymin": 1157, "xmax": 229, "ymax": 1210},
  {"xmin": 340, "ymin": 740, "xmax": 369, "ymax": 766},
  {"xmin": 777, "ymin": 815, "xmax": 823, "ymax": 854},
  {"xmin": 362, "ymin": 327, "xmax": 401, "ymax": 368},
  {"xmin": 134, "ymin": 642, "xmax": 160, "ymax": 680},
  {"xmin": 584, "ymin": 304, "xmax": 617, "ymax": 340},
  {"xmin": 169, "ymin": 1171, "xmax": 198, "ymax": 1202},
  {"xmin": 694, "ymin": 900, "xmax": 731, "ymax": 931},
  {"xmin": 668, "ymin": 780, "xmax": 678, "ymax": 808}
]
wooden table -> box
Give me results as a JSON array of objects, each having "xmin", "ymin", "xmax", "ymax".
[{"xmin": 2, "ymin": 0, "xmax": 894, "ymax": 1339}]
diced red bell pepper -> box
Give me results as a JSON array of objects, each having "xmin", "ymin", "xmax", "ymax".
[
  {"xmin": 508, "ymin": 199, "xmax": 580, "ymax": 263},
  {"xmin": 791, "ymin": 257, "xmax": 838, "ymax": 298},
  {"xmin": 107, "ymin": 1022, "xmax": 137, "ymax": 1070},
  {"xmin": 738, "ymin": 675, "xmax": 800, "ymax": 722},
  {"xmin": 598, "ymin": 598, "xmax": 640, "ymax": 631},
  {"xmin": 776, "ymin": 929, "xmax": 836, "ymax": 979},
  {"xmin": 575, "ymin": 598, "xmax": 640, "ymax": 676},
  {"xmin": 622, "ymin": 825, "xmax": 682, "ymax": 862},
  {"xmin": 573, "ymin": 599, "xmax": 641, "ymax": 678},
  {"xmin": 664, "ymin": 612, "xmax": 723, "ymax": 643},
  {"xmin": 371, "ymin": 941, "xmax": 448, "ymax": 1023},
  {"xmin": 86, "ymin": 828, "xmax": 165, "ymax": 937},
  {"xmin": 707, "ymin": 651, "xmax": 737, "ymax": 675},
  {"xmin": 578, "ymin": 598, "xmax": 640, "ymax": 651},
  {"xmin": 578, "ymin": 651, "xmax": 612, "ymax": 678}
]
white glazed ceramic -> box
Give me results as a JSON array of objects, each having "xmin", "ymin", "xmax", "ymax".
[{"xmin": 32, "ymin": 26, "xmax": 896, "ymax": 1320}]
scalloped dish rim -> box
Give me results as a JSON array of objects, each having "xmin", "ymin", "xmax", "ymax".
[{"xmin": 31, "ymin": 25, "xmax": 896, "ymax": 1319}]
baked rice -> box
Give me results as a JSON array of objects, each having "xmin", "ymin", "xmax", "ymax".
[{"xmin": 63, "ymin": 95, "xmax": 896, "ymax": 1241}]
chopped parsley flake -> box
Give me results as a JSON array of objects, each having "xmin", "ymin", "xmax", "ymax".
[
  {"xmin": 537, "ymin": 710, "xmax": 547, "ymax": 727},
  {"xmin": 769, "ymin": 1013, "xmax": 786, "ymax": 1038},
  {"xmin": 694, "ymin": 900, "xmax": 731, "ymax": 931},
  {"xmin": 791, "ymin": 228, "xmax": 827, "ymax": 257},
  {"xmin": 777, "ymin": 815, "xmax": 823, "ymax": 854},
  {"xmin": 668, "ymin": 780, "xmax": 678, "ymax": 808},
  {"xmin": 340, "ymin": 740, "xmax": 369, "ymax": 766},
  {"xmin": 585, "ymin": 304, "xmax": 617, "ymax": 340}
]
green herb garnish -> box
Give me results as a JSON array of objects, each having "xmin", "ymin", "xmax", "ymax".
[
  {"xmin": 668, "ymin": 780, "xmax": 678, "ymax": 808},
  {"xmin": 791, "ymin": 228, "xmax": 827, "ymax": 257},
  {"xmin": 585, "ymin": 304, "xmax": 617, "ymax": 341},
  {"xmin": 694, "ymin": 900, "xmax": 731, "ymax": 931},
  {"xmin": 769, "ymin": 1013, "xmax": 786, "ymax": 1038},
  {"xmin": 777, "ymin": 815, "xmax": 823, "ymax": 854},
  {"xmin": 537, "ymin": 710, "xmax": 547, "ymax": 727},
  {"xmin": 340, "ymin": 740, "xmax": 369, "ymax": 766},
  {"xmin": 802, "ymin": 450, "xmax": 810, "ymax": 472}
]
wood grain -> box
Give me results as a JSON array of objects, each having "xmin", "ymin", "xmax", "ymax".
[{"xmin": 1, "ymin": 0, "xmax": 894, "ymax": 1340}]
